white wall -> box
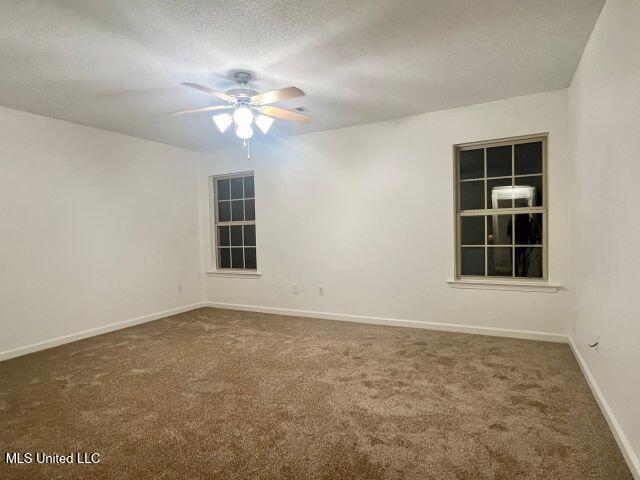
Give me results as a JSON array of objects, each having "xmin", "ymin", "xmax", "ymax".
[
  {"xmin": 0, "ymin": 107, "xmax": 202, "ymax": 356},
  {"xmin": 200, "ymin": 90, "xmax": 571, "ymax": 337},
  {"xmin": 568, "ymin": 0, "xmax": 640, "ymax": 473}
]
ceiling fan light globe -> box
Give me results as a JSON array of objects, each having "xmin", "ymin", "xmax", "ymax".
[
  {"xmin": 255, "ymin": 114, "xmax": 274, "ymax": 134},
  {"xmin": 212, "ymin": 113, "xmax": 232, "ymax": 133},
  {"xmin": 236, "ymin": 124, "xmax": 253, "ymax": 140},
  {"xmin": 233, "ymin": 107, "xmax": 254, "ymax": 127}
]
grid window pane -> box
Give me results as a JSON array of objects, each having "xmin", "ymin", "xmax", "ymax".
[
  {"xmin": 461, "ymin": 216, "xmax": 484, "ymax": 245},
  {"xmin": 231, "ymin": 248, "xmax": 244, "ymax": 268},
  {"xmin": 460, "ymin": 180, "xmax": 484, "ymax": 210},
  {"xmin": 218, "ymin": 201, "xmax": 231, "ymax": 222},
  {"xmin": 486, "ymin": 177, "xmax": 513, "ymax": 209},
  {"xmin": 217, "ymin": 179, "xmax": 230, "ymax": 200},
  {"xmin": 244, "ymin": 176, "xmax": 255, "ymax": 198},
  {"xmin": 514, "ymin": 175, "xmax": 543, "ymax": 207},
  {"xmin": 486, "ymin": 145, "xmax": 512, "ymax": 177},
  {"xmin": 515, "ymin": 247, "xmax": 543, "ymax": 278},
  {"xmin": 244, "ymin": 199, "xmax": 255, "ymax": 221},
  {"xmin": 488, "ymin": 247, "xmax": 513, "ymax": 277},
  {"xmin": 461, "ymin": 247, "xmax": 485, "ymax": 276},
  {"xmin": 243, "ymin": 225, "xmax": 256, "ymax": 246},
  {"xmin": 218, "ymin": 226, "xmax": 230, "ymax": 247},
  {"xmin": 459, "ymin": 149, "xmax": 484, "ymax": 180},
  {"xmin": 515, "ymin": 213, "xmax": 543, "ymax": 245},
  {"xmin": 230, "ymin": 225, "xmax": 243, "ymax": 246},
  {"xmin": 487, "ymin": 214, "xmax": 512, "ymax": 245},
  {"xmin": 231, "ymin": 200, "xmax": 244, "ymax": 221},
  {"xmin": 230, "ymin": 177, "xmax": 244, "ymax": 199},
  {"xmin": 218, "ymin": 248, "xmax": 231, "ymax": 268},
  {"xmin": 244, "ymin": 248, "xmax": 257, "ymax": 269},
  {"xmin": 515, "ymin": 142, "xmax": 542, "ymax": 175}
]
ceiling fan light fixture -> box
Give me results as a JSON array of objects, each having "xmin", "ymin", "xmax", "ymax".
[
  {"xmin": 212, "ymin": 113, "xmax": 232, "ymax": 133},
  {"xmin": 255, "ymin": 114, "xmax": 274, "ymax": 134},
  {"xmin": 236, "ymin": 124, "xmax": 254, "ymax": 140},
  {"xmin": 233, "ymin": 107, "xmax": 254, "ymax": 127}
]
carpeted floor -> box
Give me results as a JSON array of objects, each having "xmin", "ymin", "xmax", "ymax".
[{"xmin": 0, "ymin": 308, "xmax": 632, "ymax": 479}]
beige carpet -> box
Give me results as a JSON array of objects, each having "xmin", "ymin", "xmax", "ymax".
[{"xmin": 0, "ymin": 308, "xmax": 632, "ymax": 479}]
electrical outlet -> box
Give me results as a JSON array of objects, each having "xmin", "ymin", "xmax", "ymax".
[
  {"xmin": 318, "ymin": 285, "xmax": 325, "ymax": 296},
  {"xmin": 178, "ymin": 284, "xmax": 183, "ymax": 293},
  {"xmin": 292, "ymin": 284, "xmax": 299, "ymax": 295}
]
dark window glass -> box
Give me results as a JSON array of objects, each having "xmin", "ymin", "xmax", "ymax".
[
  {"xmin": 231, "ymin": 248, "xmax": 244, "ymax": 268},
  {"xmin": 218, "ymin": 201, "xmax": 231, "ymax": 222},
  {"xmin": 231, "ymin": 200, "xmax": 244, "ymax": 221},
  {"xmin": 218, "ymin": 248, "xmax": 231, "ymax": 268},
  {"xmin": 461, "ymin": 247, "xmax": 485, "ymax": 276},
  {"xmin": 243, "ymin": 225, "xmax": 256, "ymax": 246},
  {"xmin": 487, "ymin": 214, "xmax": 512, "ymax": 245},
  {"xmin": 515, "ymin": 213, "xmax": 543, "ymax": 245},
  {"xmin": 244, "ymin": 199, "xmax": 255, "ymax": 221},
  {"xmin": 217, "ymin": 179, "xmax": 230, "ymax": 200},
  {"xmin": 243, "ymin": 176, "xmax": 254, "ymax": 198},
  {"xmin": 515, "ymin": 142, "xmax": 542, "ymax": 175},
  {"xmin": 230, "ymin": 225, "xmax": 243, "ymax": 246},
  {"xmin": 486, "ymin": 177, "xmax": 513, "ymax": 209},
  {"xmin": 486, "ymin": 145, "xmax": 512, "ymax": 177},
  {"xmin": 514, "ymin": 175, "xmax": 543, "ymax": 207},
  {"xmin": 461, "ymin": 216, "xmax": 484, "ymax": 245},
  {"xmin": 218, "ymin": 226, "xmax": 230, "ymax": 247},
  {"xmin": 459, "ymin": 149, "xmax": 484, "ymax": 180},
  {"xmin": 515, "ymin": 247, "xmax": 543, "ymax": 278},
  {"xmin": 488, "ymin": 247, "xmax": 513, "ymax": 277},
  {"xmin": 244, "ymin": 248, "xmax": 257, "ymax": 269},
  {"xmin": 460, "ymin": 180, "xmax": 484, "ymax": 210},
  {"xmin": 230, "ymin": 177, "xmax": 244, "ymax": 199}
]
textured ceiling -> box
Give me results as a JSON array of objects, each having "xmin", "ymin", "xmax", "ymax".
[{"xmin": 0, "ymin": 0, "xmax": 604, "ymax": 151}]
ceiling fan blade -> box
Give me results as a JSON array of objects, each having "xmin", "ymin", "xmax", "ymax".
[
  {"xmin": 170, "ymin": 105, "xmax": 233, "ymax": 115},
  {"xmin": 180, "ymin": 82, "xmax": 235, "ymax": 103},
  {"xmin": 252, "ymin": 86, "xmax": 305, "ymax": 105},
  {"xmin": 261, "ymin": 106, "xmax": 312, "ymax": 123}
]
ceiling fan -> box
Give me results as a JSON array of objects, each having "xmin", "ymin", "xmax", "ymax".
[{"xmin": 172, "ymin": 71, "xmax": 311, "ymax": 141}]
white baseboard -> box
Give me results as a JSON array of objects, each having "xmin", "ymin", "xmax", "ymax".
[
  {"xmin": 0, "ymin": 302, "xmax": 206, "ymax": 362},
  {"xmin": 569, "ymin": 338, "xmax": 640, "ymax": 480},
  {"xmin": 203, "ymin": 301, "xmax": 569, "ymax": 343}
]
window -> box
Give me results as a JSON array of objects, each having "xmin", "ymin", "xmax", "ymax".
[
  {"xmin": 455, "ymin": 135, "xmax": 547, "ymax": 280},
  {"xmin": 212, "ymin": 173, "xmax": 257, "ymax": 270}
]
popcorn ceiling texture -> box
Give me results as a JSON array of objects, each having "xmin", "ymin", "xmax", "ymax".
[
  {"xmin": 0, "ymin": 0, "xmax": 604, "ymax": 150},
  {"xmin": 0, "ymin": 308, "xmax": 631, "ymax": 479}
]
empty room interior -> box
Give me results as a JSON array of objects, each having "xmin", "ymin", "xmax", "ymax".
[{"xmin": 1, "ymin": 1, "xmax": 639, "ymax": 479}]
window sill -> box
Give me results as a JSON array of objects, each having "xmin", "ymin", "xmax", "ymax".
[
  {"xmin": 446, "ymin": 279, "xmax": 561, "ymax": 293},
  {"xmin": 206, "ymin": 270, "xmax": 262, "ymax": 278}
]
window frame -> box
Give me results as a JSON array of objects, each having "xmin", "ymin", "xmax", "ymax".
[
  {"xmin": 209, "ymin": 171, "xmax": 258, "ymax": 272},
  {"xmin": 453, "ymin": 134, "xmax": 549, "ymax": 283}
]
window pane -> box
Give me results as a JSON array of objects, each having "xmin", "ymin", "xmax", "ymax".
[
  {"xmin": 487, "ymin": 214, "xmax": 512, "ymax": 245},
  {"xmin": 461, "ymin": 247, "xmax": 485, "ymax": 276},
  {"xmin": 231, "ymin": 200, "xmax": 244, "ymax": 221},
  {"xmin": 460, "ymin": 180, "xmax": 484, "ymax": 210},
  {"xmin": 460, "ymin": 216, "xmax": 484, "ymax": 245},
  {"xmin": 218, "ymin": 201, "xmax": 231, "ymax": 222},
  {"xmin": 244, "ymin": 199, "xmax": 255, "ymax": 221},
  {"xmin": 231, "ymin": 248, "xmax": 244, "ymax": 268},
  {"xmin": 243, "ymin": 225, "xmax": 256, "ymax": 246},
  {"xmin": 514, "ymin": 175, "xmax": 543, "ymax": 207},
  {"xmin": 515, "ymin": 247, "xmax": 543, "ymax": 278},
  {"xmin": 230, "ymin": 225, "xmax": 243, "ymax": 246},
  {"xmin": 244, "ymin": 248, "xmax": 257, "ymax": 269},
  {"xmin": 230, "ymin": 177, "xmax": 244, "ymax": 199},
  {"xmin": 217, "ymin": 179, "xmax": 230, "ymax": 200},
  {"xmin": 488, "ymin": 247, "xmax": 513, "ymax": 277},
  {"xmin": 515, "ymin": 141, "xmax": 542, "ymax": 175},
  {"xmin": 515, "ymin": 213, "xmax": 543, "ymax": 245},
  {"xmin": 486, "ymin": 145, "xmax": 512, "ymax": 178},
  {"xmin": 486, "ymin": 178, "xmax": 513, "ymax": 209},
  {"xmin": 244, "ymin": 176, "xmax": 254, "ymax": 198},
  {"xmin": 218, "ymin": 226, "xmax": 230, "ymax": 246},
  {"xmin": 459, "ymin": 149, "xmax": 484, "ymax": 180},
  {"xmin": 218, "ymin": 248, "xmax": 231, "ymax": 268}
]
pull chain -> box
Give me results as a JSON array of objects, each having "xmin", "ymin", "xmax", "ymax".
[{"xmin": 244, "ymin": 139, "xmax": 251, "ymax": 161}]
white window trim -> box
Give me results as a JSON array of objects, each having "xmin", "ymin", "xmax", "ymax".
[{"xmin": 446, "ymin": 279, "xmax": 560, "ymax": 293}]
